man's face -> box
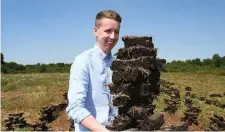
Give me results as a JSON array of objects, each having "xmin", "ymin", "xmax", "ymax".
[{"xmin": 94, "ymin": 18, "xmax": 120, "ymax": 54}]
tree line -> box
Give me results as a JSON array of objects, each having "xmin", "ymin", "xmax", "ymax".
[
  {"xmin": 1, "ymin": 53, "xmax": 71, "ymax": 74},
  {"xmin": 165, "ymin": 53, "xmax": 225, "ymax": 72},
  {"xmin": 1, "ymin": 53, "xmax": 225, "ymax": 74}
]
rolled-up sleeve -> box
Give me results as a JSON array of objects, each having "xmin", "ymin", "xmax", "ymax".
[{"xmin": 66, "ymin": 55, "xmax": 91, "ymax": 123}]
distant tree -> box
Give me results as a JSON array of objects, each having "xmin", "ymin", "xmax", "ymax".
[
  {"xmin": 16, "ymin": 64, "xmax": 26, "ymax": 71},
  {"xmin": 1, "ymin": 53, "xmax": 5, "ymax": 64},
  {"xmin": 212, "ymin": 54, "xmax": 222, "ymax": 67},
  {"xmin": 221, "ymin": 56, "xmax": 225, "ymax": 67},
  {"xmin": 36, "ymin": 63, "xmax": 41, "ymax": 66},
  {"xmin": 185, "ymin": 59, "xmax": 192, "ymax": 64},
  {"xmin": 191, "ymin": 58, "xmax": 202, "ymax": 66},
  {"xmin": 56, "ymin": 63, "xmax": 65, "ymax": 67},
  {"xmin": 39, "ymin": 64, "xmax": 46, "ymax": 73},
  {"xmin": 202, "ymin": 58, "xmax": 213, "ymax": 66},
  {"xmin": 212, "ymin": 54, "xmax": 221, "ymax": 60},
  {"xmin": 6, "ymin": 62, "xmax": 18, "ymax": 69},
  {"xmin": 1, "ymin": 65, "xmax": 7, "ymax": 74}
]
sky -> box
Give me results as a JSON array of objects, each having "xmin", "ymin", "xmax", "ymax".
[{"xmin": 1, "ymin": 0, "xmax": 225, "ymax": 65}]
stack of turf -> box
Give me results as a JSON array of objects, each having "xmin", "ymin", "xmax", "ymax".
[
  {"xmin": 4, "ymin": 113, "xmax": 29, "ymax": 131},
  {"xmin": 206, "ymin": 114, "xmax": 225, "ymax": 131},
  {"xmin": 106, "ymin": 36, "xmax": 166, "ymax": 131},
  {"xmin": 181, "ymin": 87, "xmax": 201, "ymax": 127}
]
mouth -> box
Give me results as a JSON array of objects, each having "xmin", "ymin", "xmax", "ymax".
[
  {"xmin": 107, "ymin": 41, "xmax": 114, "ymax": 44},
  {"xmin": 106, "ymin": 41, "xmax": 115, "ymax": 44}
]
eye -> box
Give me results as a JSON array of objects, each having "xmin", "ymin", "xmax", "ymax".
[
  {"xmin": 115, "ymin": 30, "xmax": 120, "ymax": 34},
  {"xmin": 105, "ymin": 29, "xmax": 111, "ymax": 33}
]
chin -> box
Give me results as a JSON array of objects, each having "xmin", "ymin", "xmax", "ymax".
[{"xmin": 104, "ymin": 47, "xmax": 113, "ymax": 53}]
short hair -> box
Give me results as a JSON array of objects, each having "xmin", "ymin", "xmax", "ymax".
[{"xmin": 95, "ymin": 10, "xmax": 122, "ymax": 27}]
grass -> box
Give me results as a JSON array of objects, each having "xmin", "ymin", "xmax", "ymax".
[
  {"xmin": 1, "ymin": 72, "xmax": 225, "ymax": 130},
  {"xmin": 1, "ymin": 73, "xmax": 69, "ymax": 130},
  {"xmin": 153, "ymin": 72, "xmax": 225, "ymax": 130}
]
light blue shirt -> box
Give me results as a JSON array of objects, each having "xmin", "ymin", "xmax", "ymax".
[{"xmin": 66, "ymin": 45, "xmax": 118, "ymax": 131}]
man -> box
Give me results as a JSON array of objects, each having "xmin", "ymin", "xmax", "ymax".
[{"xmin": 66, "ymin": 10, "xmax": 122, "ymax": 131}]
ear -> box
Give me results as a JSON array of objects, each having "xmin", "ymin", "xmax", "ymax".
[{"xmin": 93, "ymin": 27, "xmax": 98, "ymax": 36}]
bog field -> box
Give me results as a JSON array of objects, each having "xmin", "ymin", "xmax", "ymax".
[{"xmin": 1, "ymin": 72, "xmax": 225, "ymax": 131}]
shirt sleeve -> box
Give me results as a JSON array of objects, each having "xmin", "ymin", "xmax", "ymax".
[{"xmin": 66, "ymin": 55, "xmax": 91, "ymax": 124}]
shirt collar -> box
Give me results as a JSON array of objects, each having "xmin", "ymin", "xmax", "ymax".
[{"xmin": 93, "ymin": 45, "xmax": 112, "ymax": 60}]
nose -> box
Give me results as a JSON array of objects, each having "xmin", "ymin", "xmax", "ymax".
[{"xmin": 109, "ymin": 32, "xmax": 116, "ymax": 39}]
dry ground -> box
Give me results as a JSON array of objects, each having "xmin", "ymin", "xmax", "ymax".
[{"xmin": 1, "ymin": 72, "xmax": 225, "ymax": 131}]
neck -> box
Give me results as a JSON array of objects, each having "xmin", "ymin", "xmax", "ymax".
[
  {"xmin": 104, "ymin": 50, "xmax": 110, "ymax": 56},
  {"xmin": 96, "ymin": 43, "xmax": 110, "ymax": 56}
]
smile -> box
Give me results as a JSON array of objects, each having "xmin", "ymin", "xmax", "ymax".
[{"xmin": 107, "ymin": 41, "xmax": 114, "ymax": 44}]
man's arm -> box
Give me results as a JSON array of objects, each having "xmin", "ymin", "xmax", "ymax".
[
  {"xmin": 66, "ymin": 55, "xmax": 108, "ymax": 131},
  {"xmin": 81, "ymin": 115, "xmax": 109, "ymax": 131}
]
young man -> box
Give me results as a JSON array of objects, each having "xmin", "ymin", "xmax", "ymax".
[{"xmin": 66, "ymin": 10, "xmax": 122, "ymax": 131}]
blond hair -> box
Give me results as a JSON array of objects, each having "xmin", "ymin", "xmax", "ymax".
[{"xmin": 95, "ymin": 10, "xmax": 122, "ymax": 27}]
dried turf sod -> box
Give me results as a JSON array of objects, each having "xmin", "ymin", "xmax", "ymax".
[
  {"xmin": 105, "ymin": 115, "xmax": 133, "ymax": 131},
  {"xmin": 127, "ymin": 106, "xmax": 151, "ymax": 120},
  {"xmin": 111, "ymin": 56, "xmax": 156, "ymax": 71},
  {"xmin": 111, "ymin": 57, "xmax": 166, "ymax": 72},
  {"xmin": 206, "ymin": 114, "xmax": 225, "ymax": 131},
  {"xmin": 122, "ymin": 35, "xmax": 154, "ymax": 48},
  {"xmin": 112, "ymin": 94, "xmax": 131, "ymax": 107},
  {"xmin": 112, "ymin": 66, "xmax": 151, "ymax": 84},
  {"xmin": 116, "ymin": 46, "xmax": 157, "ymax": 60},
  {"xmin": 108, "ymin": 82, "xmax": 160, "ymax": 97},
  {"xmin": 137, "ymin": 113, "xmax": 164, "ymax": 131},
  {"xmin": 111, "ymin": 68, "xmax": 160, "ymax": 87},
  {"xmin": 108, "ymin": 83, "xmax": 132, "ymax": 95}
]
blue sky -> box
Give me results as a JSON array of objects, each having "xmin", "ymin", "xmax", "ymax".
[{"xmin": 2, "ymin": 0, "xmax": 225, "ymax": 64}]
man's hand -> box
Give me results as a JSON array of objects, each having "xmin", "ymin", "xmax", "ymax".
[{"xmin": 80, "ymin": 115, "xmax": 109, "ymax": 132}]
